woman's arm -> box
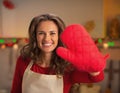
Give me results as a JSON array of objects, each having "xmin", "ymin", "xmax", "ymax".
[
  {"xmin": 70, "ymin": 68, "xmax": 104, "ymax": 84},
  {"xmin": 89, "ymin": 72, "xmax": 100, "ymax": 76},
  {"xmin": 11, "ymin": 56, "xmax": 29, "ymax": 93},
  {"xmin": 11, "ymin": 57, "xmax": 22, "ymax": 93}
]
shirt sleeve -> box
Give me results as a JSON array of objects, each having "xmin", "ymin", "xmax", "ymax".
[
  {"xmin": 70, "ymin": 67, "xmax": 104, "ymax": 84},
  {"xmin": 10, "ymin": 56, "xmax": 29, "ymax": 93}
]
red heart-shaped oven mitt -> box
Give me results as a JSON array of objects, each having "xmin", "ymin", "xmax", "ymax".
[{"xmin": 56, "ymin": 24, "xmax": 109, "ymax": 72}]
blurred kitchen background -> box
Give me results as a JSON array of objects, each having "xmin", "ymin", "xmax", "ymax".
[{"xmin": 0, "ymin": 0, "xmax": 120, "ymax": 93}]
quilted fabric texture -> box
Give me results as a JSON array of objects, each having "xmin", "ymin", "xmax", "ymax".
[{"xmin": 56, "ymin": 24, "xmax": 109, "ymax": 72}]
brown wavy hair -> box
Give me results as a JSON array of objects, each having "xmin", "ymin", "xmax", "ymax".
[{"xmin": 20, "ymin": 14, "xmax": 69, "ymax": 75}]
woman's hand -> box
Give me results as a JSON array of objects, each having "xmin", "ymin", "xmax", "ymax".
[{"xmin": 56, "ymin": 24, "xmax": 109, "ymax": 72}]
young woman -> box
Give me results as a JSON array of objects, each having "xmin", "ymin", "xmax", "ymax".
[{"xmin": 11, "ymin": 14, "xmax": 104, "ymax": 93}]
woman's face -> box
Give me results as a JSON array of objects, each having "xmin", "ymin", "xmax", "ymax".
[{"xmin": 36, "ymin": 21, "xmax": 59, "ymax": 54}]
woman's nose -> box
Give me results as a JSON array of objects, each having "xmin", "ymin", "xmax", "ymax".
[{"xmin": 44, "ymin": 34, "xmax": 51, "ymax": 41}]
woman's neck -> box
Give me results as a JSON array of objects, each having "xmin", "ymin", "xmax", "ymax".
[{"xmin": 37, "ymin": 52, "xmax": 52, "ymax": 67}]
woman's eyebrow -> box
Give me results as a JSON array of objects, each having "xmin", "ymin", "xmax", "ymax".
[
  {"xmin": 49, "ymin": 30, "xmax": 57, "ymax": 33},
  {"xmin": 37, "ymin": 31, "xmax": 44, "ymax": 32}
]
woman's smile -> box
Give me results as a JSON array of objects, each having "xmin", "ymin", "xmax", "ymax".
[{"xmin": 42, "ymin": 42, "xmax": 53, "ymax": 47}]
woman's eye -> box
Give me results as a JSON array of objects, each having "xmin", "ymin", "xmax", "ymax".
[
  {"xmin": 39, "ymin": 33, "xmax": 43, "ymax": 34},
  {"xmin": 50, "ymin": 32, "xmax": 56, "ymax": 35},
  {"xmin": 38, "ymin": 32, "xmax": 44, "ymax": 35}
]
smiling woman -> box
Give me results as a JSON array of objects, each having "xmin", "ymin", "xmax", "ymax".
[{"xmin": 11, "ymin": 14, "xmax": 105, "ymax": 93}]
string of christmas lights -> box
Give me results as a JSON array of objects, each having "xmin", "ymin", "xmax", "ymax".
[
  {"xmin": 0, "ymin": 38, "xmax": 28, "ymax": 49},
  {"xmin": 0, "ymin": 38, "xmax": 119, "ymax": 49}
]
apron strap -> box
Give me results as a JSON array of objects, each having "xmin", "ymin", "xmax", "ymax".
[{"xmin": 25, "ymin": 61, "xmax": 33, "ymax": 72}]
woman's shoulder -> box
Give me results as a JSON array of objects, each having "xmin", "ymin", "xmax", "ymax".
[
  {"xmin": 17, "ymin": 55, "xmax": 30, "ymax": 62},
  {"xmin": 16, "ymin": 56, "xmax": 31, "ymax": 68},
  {"xmin": 15, "ymin": 56, "xmax": 31, "ymax": 76}
]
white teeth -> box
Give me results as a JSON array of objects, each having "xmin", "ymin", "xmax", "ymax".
[{"xmin": 43, "ymin": 43, "xmax": 52, "ymax": 46}]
